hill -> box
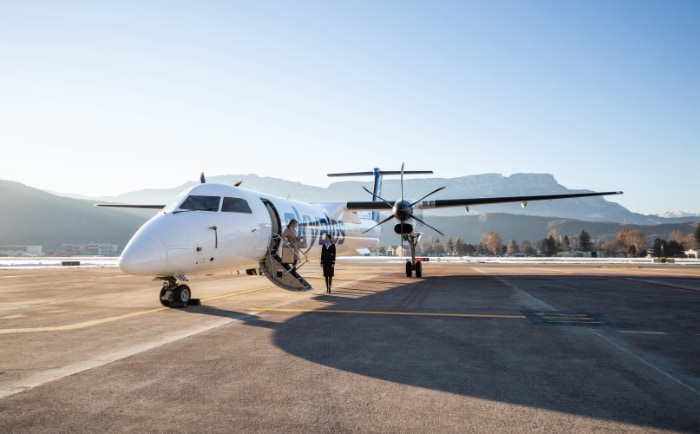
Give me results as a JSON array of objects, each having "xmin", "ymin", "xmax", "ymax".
[
  {"xmin": 84, "ymin": 173, "xmax": 693, "ymax": 225},
  {"xmin": 2, "ymin": 176, "xmax": 697, "ymax": 255},
  {"xmin": 0, "ymin": 180, "xmax": 153, "ymax": 253}
]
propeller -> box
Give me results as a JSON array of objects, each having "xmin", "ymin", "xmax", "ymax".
[{"xmin": 363, "ymin": 164, "xmax": 446, "ymax": 237}]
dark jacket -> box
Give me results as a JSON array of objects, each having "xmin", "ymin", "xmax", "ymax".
[{"xmin": 321, "ymin": 242, "xmax": 336, "ymax": 277}]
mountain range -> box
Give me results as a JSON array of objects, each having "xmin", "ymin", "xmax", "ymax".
[
  {"xmin": 73, "ymin": 173, "xmax": 695, "ymax": 224},
  {"xmin": 1, "ymin": 173, "xmax": 697, "ymax": 253},
  {"xmin": 0, "ymin": 180, "xmax": 152, "ymax": 252}
]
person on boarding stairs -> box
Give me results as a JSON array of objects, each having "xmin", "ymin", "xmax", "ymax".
[
  {"xmin": 281, "ymin": 219, "xmax": 300, "ymax": 268},
  {"xmin": 320, "ymin": 234, "xmax": 336, "ymax": 293}
]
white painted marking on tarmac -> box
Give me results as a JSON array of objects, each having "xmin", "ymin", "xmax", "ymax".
[
  {"xmin": 590, "ymin": 330, "xmax": 700, "ymax": 397},
  {"xmin": 474, "ymin": 267, "xmax": 700, "ymax": 397},
  {"xmin": 0, "ymin": 272, "xmax": 383, "ymax": 400},
  {"xmin": 473, "ymin": 268, "xmax": 556, "ymax": 311},
  {"xmin": 249, "ymin": 307, "xmax": 526, "ymax": 319},
  {"xmin": 628, "ymin": 277, "xmax": 700, "ymax": 293},
  {"xmin": 0, "ymin": 318, "xmax": 238, "ymax": 399},
  {"xmin": 618, "ymin": 330, "xmax": 667, "ymax": 335},
  {"xmin": 0, "ymin": 286, "xmax": 279, "ymax": 398}
]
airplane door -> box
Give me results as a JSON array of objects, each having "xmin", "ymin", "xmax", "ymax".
[{"xmin": 261, "ymin": 198, "xmax": 281, "ymax": 237}]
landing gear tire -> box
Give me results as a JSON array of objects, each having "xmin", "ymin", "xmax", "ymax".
[
  {"xmin": 160, "ymin": 286, "xmax": 172, "ymax": 307},
  {"xmin": 415, "ymin": 261, "xmax": 422, "ymax": 278},
  {"xmin": 159, "ymin": 281, "xmax": 191, "ymax": 308},
  {"xmin": 176, "ymin": 285, "xmax": 191, "ymax": 305},
  {"xmin": 406, "ymin": 260, "xmax": 413, "ymax": 277}
]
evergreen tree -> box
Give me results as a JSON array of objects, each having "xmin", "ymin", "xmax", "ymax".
[
  {"xmin": 562, "ymin": 235, "xmax": 571, "ymax": 252},
  {"xmin": 667, "ymin": 240, "xmax": 684, "ymax": 257},
  {"xmin": 543, "ymin": 235, "xmax": 557, "ymax": 257},
  {"xmin": 652, "ymin": 238, "xmax": 667, "ymax": 257},
  {"xmin": 694, "ymin": 222, "xmax": 700, "ymax": 248},
  {"xmin": 464, "ymin": 243, "xmax": 477, "ymax": 256},
  {"xmin": 579, "ymin": 230, "xmax": 592, "ymax": 252},
  {"xmin": 453, "ymin": 237, "xmax": 467, "ymax": 256},
  {"xmin": 546, "ymin": 229, "xmax": 562, "ymax": 253}
]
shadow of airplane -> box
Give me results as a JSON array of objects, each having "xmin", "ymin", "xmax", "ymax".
[
  {"xmin": 183, "ymin": 271, "xmax": 700, "ymax": 431},
  {"xmin": 272, "ymin": 272, "xmax": 700, "ymax": 432},
  {"xmin": 183, "ymin": 304, "xmax": 280, "ymax": 330}
]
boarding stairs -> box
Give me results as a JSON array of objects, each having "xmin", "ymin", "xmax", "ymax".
[{"xmin": 260, "ymin": 234, "xmax": 312, "ymax": 291}]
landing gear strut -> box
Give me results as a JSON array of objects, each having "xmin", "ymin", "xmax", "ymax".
[
  {"xmin": 159, "ymin": 277, "xmax": 200, "ymax": 308},
  {"xmin": 403, "ymin": 233, "xmax": 423, "ymax": 278}
]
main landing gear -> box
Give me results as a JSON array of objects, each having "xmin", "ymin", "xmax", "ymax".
[
  {"xmin": 159, "ymin": 277, "xmax": 201, "ymax": 308},
  {"xmin": 405, "ymin": 259, "xmax": 422, "ymax": 278},
  {"xmin": 403, "ymin": 232, "xmax": 423, "ymax": 278}
]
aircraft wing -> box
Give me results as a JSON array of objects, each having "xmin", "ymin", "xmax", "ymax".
[{"xmin": 344, "ymin": 191, "xmax": 623, "ymax": 211}]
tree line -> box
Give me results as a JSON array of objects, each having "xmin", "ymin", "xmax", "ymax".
[{"xmin": 390, "ymin": 222, "xmax": 700, "ymax": 258}]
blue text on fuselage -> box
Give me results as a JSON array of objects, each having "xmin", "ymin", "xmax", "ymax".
[{"xmin": 283, "ymin": 209, "xmax": 345, "ymax": 248}]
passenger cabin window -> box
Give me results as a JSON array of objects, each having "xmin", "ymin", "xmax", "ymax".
[
  {"xmin": 222, "ymin": 197, "xmax": 252, "ymax": 213},
  {"xmin": 179, "ymin": 195, "xmax": 220, "ymax": 211}
]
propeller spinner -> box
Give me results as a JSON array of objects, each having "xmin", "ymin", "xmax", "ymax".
[{"xmin": 363, "ymin": 164, "xmax": 446, "ymax": 237}]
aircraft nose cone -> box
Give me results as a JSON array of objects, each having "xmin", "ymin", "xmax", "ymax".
[{"xmin": 119, "ymin": 236, "xmax": 163, "ymax": 275}]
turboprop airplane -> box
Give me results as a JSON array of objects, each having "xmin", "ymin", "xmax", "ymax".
[{"xmin": 97, "ymin": 167, "xmax": 622, "ymax": 308}]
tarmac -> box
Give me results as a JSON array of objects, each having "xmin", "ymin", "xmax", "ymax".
[{"xmin": 1, "ymin": 260, "xmax": 699, "ymax": 433}]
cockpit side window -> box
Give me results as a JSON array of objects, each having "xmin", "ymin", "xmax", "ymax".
[
  {"xmin": 222, "ymin": 197, "xmax": 253, "ymax": 213},
  {"xmin": 179, "ymin": 195, "xmax": 220, "ymax": 211}
]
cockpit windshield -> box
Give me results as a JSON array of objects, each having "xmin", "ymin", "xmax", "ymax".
[
  {"xmin": 222, "ymin": 197, "xmax": 253, "ymax": 213},
  {"xmin": 178, "ymin": 195, "xmax": 220, "ymax": 212}
]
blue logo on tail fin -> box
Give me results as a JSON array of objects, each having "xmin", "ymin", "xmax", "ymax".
[{"xmin": 371, "ymin": 167, "xmax": 382, "ymax": 223}]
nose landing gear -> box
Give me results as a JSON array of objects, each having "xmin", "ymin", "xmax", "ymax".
[
  {"xmin": 403, "ymin": 232, "xmax": 423, "ymax": 278},
  {"xmin": 159, "ymin": 277, "xmax": 200, "ymax": 308}
]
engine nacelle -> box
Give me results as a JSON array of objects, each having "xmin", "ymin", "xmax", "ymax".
[{"xmin": 394, "ymin": 223, "xmax": 414, "ymax": 235}]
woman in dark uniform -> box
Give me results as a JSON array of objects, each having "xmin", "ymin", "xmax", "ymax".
[{"xmin": 320, "ymin": 234, "xmax": 336, "ymax": 293}]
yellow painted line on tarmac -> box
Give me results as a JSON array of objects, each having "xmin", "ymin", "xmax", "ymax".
[
  {"xmin": 0, "ymin": 286, "xmax": 273, "ymax": 334},
  {"xmin": 200, "ymin": 285, "xmax": 274, "ymax": 302},
  {"xmin": 248, "ymin": 307, "xmax": 526, "ymax": 319},
  {"xmin": 0, "ymin": 307, "xmax": 168, "ymax": 334}
]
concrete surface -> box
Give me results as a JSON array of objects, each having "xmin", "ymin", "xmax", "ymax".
[{"xmin": 1, "ymin": 261, "xmax": 699, "ymax": 433}]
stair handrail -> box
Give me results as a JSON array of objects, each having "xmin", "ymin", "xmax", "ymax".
[{"xmin": 271, "ymin": 234, "xmax": 309, "ymax": 273}]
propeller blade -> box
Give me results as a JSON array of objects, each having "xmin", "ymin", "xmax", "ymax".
[
  {"xmin": 410, "ymin": 186, "xmax": 446, "ymax": 207},
  {"xmin": 362, "ymin": 186, "xmax": 393, "ymax": 207},
  {"xmin": 362, "ymin": 215, "xmax": 395, "ymax": 234},
  {"xmin": 400, "ymin": 163, "xmax": 405, "ymax": 201},
  {"xmin": 411, "ymin": 215, "xmax": 445, "ymax": 237}
]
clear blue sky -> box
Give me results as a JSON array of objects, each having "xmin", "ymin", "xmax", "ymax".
[{"xmin": 1, "ymin": 1, "xmax": 698, "ymax": 215}]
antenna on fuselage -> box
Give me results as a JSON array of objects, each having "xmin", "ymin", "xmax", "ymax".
[{"xmin": 200, "ymin": 172, "xmax": 206, "ymax": 184}]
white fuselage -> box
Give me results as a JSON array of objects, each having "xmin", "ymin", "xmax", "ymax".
[{"xmin": 118, "ymin": 182, "xmax": 380, "ymax": 278}]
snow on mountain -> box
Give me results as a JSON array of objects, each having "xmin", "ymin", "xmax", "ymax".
[{"xmin": 657, "ymin": 210, "xmax": 700, "ymax": 219}]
